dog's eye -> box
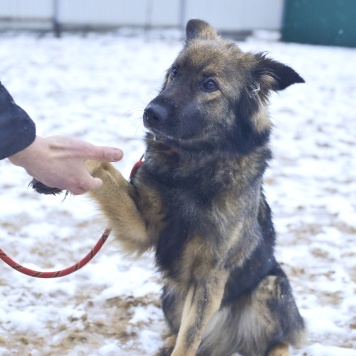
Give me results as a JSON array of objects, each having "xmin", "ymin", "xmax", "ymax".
[
  {"xmin": 202, "ymin": 79, "xmax": 218, "ymax": 92},
  {"xmin": 170, "ymin": 68, "xmax": 177, "ymax": 79}
]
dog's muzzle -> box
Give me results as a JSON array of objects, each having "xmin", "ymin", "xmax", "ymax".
[{"xmin": 143, "ymin": 102, "xmax": 169, "ymax": 130}]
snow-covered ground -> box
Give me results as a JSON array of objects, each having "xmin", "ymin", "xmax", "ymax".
[{"xmin": 0, "ymin": 28, "xmax": 355, "ymax": 356}]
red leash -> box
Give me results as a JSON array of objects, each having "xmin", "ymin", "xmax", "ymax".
[
  {"xmin": 0, "ymin": 228, "xmax": 111, "ymax": 278},
  {"xmin": 0, "ymin": 156, "xmax": 144, "ymax": 279}
]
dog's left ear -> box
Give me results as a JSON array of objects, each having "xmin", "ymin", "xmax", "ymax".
[
  {"xmin": 186, "ymin": 19, "xmax": 220, "ymax": 43},
  {"xmin": 253, "ymin": 53, "xmax": 305, "ymax": 92}
]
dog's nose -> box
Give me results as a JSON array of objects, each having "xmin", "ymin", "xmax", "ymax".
[{"xmin": 143, "ymin": 103, "xmax": 168, "ymax": 127}]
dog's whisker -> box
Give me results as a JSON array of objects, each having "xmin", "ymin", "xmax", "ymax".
[{"xmin": 120, "ymin": 108, "xmax": 144, "ymax": 119}]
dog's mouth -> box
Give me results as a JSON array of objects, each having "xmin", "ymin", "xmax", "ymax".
[
  {"xmin": 144, "ymin": 125, "xmax": 193, "ymax": 154},
  {"xmin": 143, "ymin": 117, "xmax": 187, "ymax": 142},
  {"xmin": 144, "ymin": 124, "xmax": 171, "ymax": 141},
  {"xmin": 146, "ymin": 127, "xmax": 182, "ymax": 147},
  {"xmin": 147, "ymin": 125, "xmax": 199, "ymax": 144}
]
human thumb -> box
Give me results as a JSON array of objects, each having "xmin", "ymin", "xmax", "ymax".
[
  {"xmin": 78, "ymin": 177, "xmax": 103, "ymax": 194},
  {"xmin": 90, "ymin": 177, "xmax": 104, "ymax": 190}
]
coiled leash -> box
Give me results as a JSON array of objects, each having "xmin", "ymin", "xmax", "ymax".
[{"xmin": 0, "ymin": 156, "xmax": 144, "ymax": 279}]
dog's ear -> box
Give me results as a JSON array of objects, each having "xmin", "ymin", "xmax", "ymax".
[
  {"xmin": 186, "ymin": 19, "xmax": 220, "ymax": 42},
  {"xmin": 252, "ymin": 53, "xmax": 304, "ymax": 94}
]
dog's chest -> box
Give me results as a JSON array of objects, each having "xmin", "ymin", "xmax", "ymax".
[{"xmin": 133, "ymin": 156, "xmax": 239, "ymax": 275}]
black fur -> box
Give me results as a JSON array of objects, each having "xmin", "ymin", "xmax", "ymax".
[{"xmin": 29, "ymin": 178, "xmax": 63, "ymax": 195}]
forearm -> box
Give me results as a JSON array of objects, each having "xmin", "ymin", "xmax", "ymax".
[
  {"xmin": 1, "ymin": 81, "xmax": 124, "ymax": 195},
  {"xmin": 0, "ymin": 81, "xmax": 36, "ymax": 159}
]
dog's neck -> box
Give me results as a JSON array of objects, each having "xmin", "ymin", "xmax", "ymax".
[{"xmin": 146, "ymin": 133, "xmax": 241, "ymax": 162}]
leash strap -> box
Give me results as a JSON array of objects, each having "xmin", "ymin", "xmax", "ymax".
[
  {"xmin": 0, "ymin": 154, "xmax": 144, "ymax": 279},
  {"xmin": 0, "ymin": 229, "xmax": 111, "ymax": 278},
  {"xmin": 130, "ymin": 155, "xmax": 144, "ymax": 182}
]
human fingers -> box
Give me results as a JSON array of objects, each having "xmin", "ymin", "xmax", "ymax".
[
  {"xmin": 45, "ymin": 136, "xmax": 124, "ymax": 162},
  {"xmin": 86, "ymin": 145, "xmax": 124, "ymax": 162}
]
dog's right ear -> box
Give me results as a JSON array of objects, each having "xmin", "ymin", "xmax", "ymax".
[
  {"xmin": 253, "ymin": 53, "xmax": 305, "ymax": 93},
  {"xmin": 186, "ymin": 19, "xmax": 220, "ymax": 43}
]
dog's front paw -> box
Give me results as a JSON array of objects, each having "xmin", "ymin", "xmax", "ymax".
[
  {"xmin": 85, "ymin": 159, "xmax": 103, "ymax": 176},
  {"xmin": 85, "ymin": 160, "xmax": 119, "ymax": 187}
]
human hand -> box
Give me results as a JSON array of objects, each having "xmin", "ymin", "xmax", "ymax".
[{"xmin": 9, "ymin": 135, "xmax": 124, "ymax": 195}]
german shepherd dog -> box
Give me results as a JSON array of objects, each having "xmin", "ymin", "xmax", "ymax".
[{"xmin": 33, "ymin": 19, "xmax": 305, "ymax": 356}]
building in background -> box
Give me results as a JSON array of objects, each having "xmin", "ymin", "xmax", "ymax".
[
  {"xmin": 0, "ymin": 0, "xmax": 283, "ymax": 36},
  {"xmin": 0, "ymin": 0, "xmax": 355, "ymax": 47}
]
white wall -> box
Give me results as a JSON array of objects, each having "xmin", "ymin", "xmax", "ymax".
[
  {"xmin": 0, "ymin": 0, "xmax": 52, "ymax": 18},
  {"xmin": 0, "ymin": 0, "xmax": 284, "ymax": 31},
  {"xmin": 59, "ymin": 0, "xmax": 181, "ymax": 27},
  {"xmin": 184, "ymin": 0, "xmax": 284, "ymax": 31}
]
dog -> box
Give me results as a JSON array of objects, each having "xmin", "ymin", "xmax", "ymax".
[{"xmin": 33, "ymin": 19, "xmax": 306, "ymax": 356}]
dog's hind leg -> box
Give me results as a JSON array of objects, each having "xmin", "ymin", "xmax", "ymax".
[
  {"xmin": 195, "ymin": 271, "xmax": 304, "ymax": 356},
  {"xmin": 235, "ymin": 272, "xmax": 305, "ymax": 356}
]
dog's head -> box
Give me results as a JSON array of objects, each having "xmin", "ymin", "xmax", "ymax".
[{"xmin": 143, "ymin": 19, "xmax": 304, "ymax": 155}]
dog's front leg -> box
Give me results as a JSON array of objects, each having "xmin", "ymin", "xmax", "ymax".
[
  {"xmin": 86, "ymin": 160, "xmax": 151, "ymax": 254},
  {"xmin": 172, "ymin": 270, "xmax": 228, "ymax": 356}
]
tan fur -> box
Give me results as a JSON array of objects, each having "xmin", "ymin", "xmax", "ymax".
[
  {"xmin": 86, "ymin": 160, "xmax": 151, "ymax": 255},
  {"xmin": 252, "ymin": 104, "xmax": 272, "ymax": 133},
  {"xmin": 159, "ymin": 335, "xmax": 178, "ymax": 356},
  {"xmin": 268, "ymin": 343, "xmax": 290, "ymax": 356},
  {"xmin": 171, "ymin": 235, "xmax": 229, "ymax": 355}
]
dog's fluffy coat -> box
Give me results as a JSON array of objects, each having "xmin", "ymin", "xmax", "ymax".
[{"xmin": 50, "ymin": 19, "xmax": 306, "ymax": 356}]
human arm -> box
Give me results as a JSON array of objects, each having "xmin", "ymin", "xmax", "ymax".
[
  {"xmin": 1, "ymin": 81, "xmax": 123, "ymax": 195},
  {"xmin": 0, "ymin": 81, "xmax": 36, "ymax": 159}
]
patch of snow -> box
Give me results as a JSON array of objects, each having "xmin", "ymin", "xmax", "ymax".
[{"xmin": 0, "ymin": 29, "xmax": 355, "ymax": 355}]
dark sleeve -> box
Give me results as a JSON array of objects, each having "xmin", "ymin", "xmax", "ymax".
[{"xmin": 0, "ymin": 81, "xmax": 36, "ymax": 160}]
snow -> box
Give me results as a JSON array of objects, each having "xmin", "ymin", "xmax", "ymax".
[{"xmin": 0, "ymin": 28, "xmax": 355, "ymax": 355}]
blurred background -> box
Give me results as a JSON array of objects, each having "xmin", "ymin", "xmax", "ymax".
[
  {"xmin": 0, "ymin": 0, "xmax": 355, "ymax": 47},
  {"xmin": 0, "ymin": 1, "xmax": 355, "ymax": 355}
]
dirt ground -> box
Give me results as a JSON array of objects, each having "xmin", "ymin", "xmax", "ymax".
[{"xmin": 0, "ymin": 30, "xmax": 355, "ymax": 355}]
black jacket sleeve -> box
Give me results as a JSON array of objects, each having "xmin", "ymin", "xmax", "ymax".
[{"xmin": 0, "ymin": 81, "xmax": 36, "ymax": 160}]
